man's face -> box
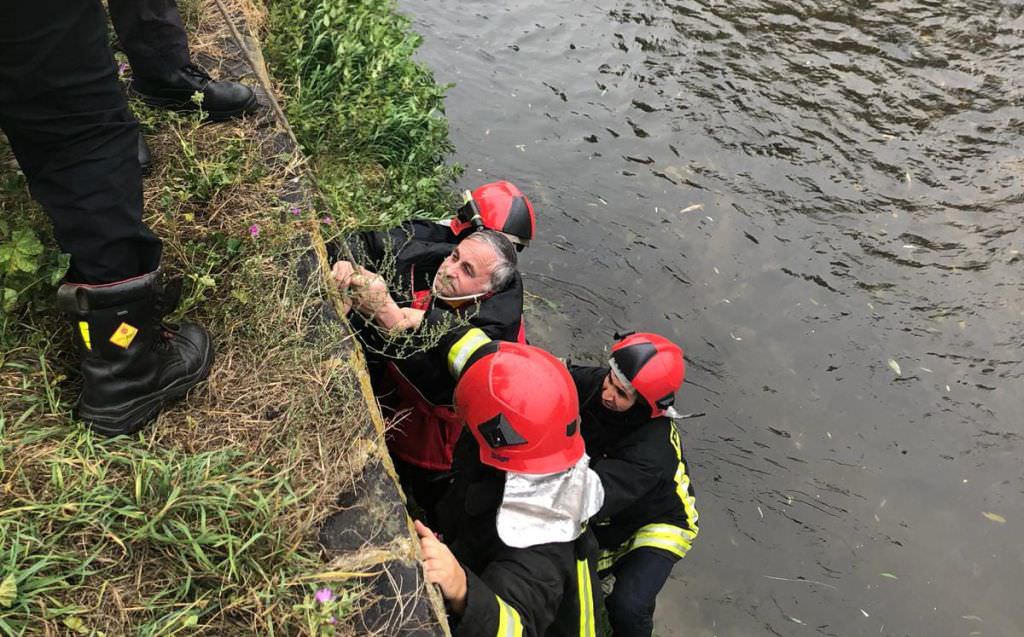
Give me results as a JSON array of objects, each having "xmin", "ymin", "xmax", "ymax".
[
  {"xmin": 601, "ymin": 372, "xmax": 637, "ymax": 412},
  {"xmin": 433, "ymin": 238, "xmax": 497, "ymax": 299}
]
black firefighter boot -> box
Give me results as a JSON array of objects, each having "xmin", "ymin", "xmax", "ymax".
[
  {"xmin": 57, "ymin": 270, "xmax": 214, "ymax": 436},
  {"xmin": 129, "ymin": 63, "xmax": 257, "ymax": 121}
]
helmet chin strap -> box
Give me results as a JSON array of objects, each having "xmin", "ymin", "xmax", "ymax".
[{"xmin": 431, "ymin": 279, "xmax": 489, "ymax": 303}]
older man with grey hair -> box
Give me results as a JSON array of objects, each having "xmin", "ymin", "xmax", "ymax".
[{"xmin": 331, "ymin": 229, "xmax": 525, "ymax": 517}]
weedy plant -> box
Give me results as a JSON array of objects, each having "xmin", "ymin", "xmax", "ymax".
[
  {"xmin": 0, "ymin": 167, "xmax": 70, "ymax": 313},
  {"xmin": 266, "ymin": 0, "xmax": 462, "ymax": 233}
]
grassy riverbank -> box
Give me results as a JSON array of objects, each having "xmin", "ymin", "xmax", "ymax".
[{"xmin": 0, "ymin": 0, "xmax": 454, "ymax": 633}]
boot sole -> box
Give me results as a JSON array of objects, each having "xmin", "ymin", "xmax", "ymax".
[
  {"xmin": 129, "ymin": 87, "xmax": 258, "ymax": 122},
  {"xmin": 78, "ymin": 339, "xmax": 215, "ymax": 437}
]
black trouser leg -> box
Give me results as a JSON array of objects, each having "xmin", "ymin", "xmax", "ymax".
[
  {"xmin": 107, "ymin": 0, "xmax": 191, "ymax": 79},
  {"xmin": 0, "ymin": 0, "xmax": 162, "ymax": 284},
  {"xmin": 605, "ymin": 548, "xmax": 678, "ymax": 637}
]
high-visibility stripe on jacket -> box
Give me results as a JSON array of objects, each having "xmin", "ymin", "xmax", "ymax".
[{"xmin": 496, "ymin": 594, "xmax": 524, "ymax": 637}]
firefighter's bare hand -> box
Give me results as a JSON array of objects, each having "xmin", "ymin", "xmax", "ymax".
[
  {"xmin": 398, "ymin": 307, "xmax": 426, "ymax": 330},
  {"xmin": 415, "ymin": 519, "xmax": 468, "ymax": 614},
  {"xmin": 331, "ymin": 261, "xmax": 356, "ymax": 289}
]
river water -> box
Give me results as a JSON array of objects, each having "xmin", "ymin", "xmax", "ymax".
[{"xmin": 397, "ymin": 1, "xmax": 1023, "ymax": 634}]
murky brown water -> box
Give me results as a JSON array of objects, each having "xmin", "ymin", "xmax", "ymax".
[{"xmin": 398, "ymin": 0, "xmax": 1024, "ymax": 634}]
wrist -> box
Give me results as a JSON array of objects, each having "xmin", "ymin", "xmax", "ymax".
[{"xmin": 448, "ymin": 565, "xmax": 468, "ymax": 615}]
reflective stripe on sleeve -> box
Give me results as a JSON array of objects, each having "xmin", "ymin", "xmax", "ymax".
[
  {"xmin": 576, "ymin": 559, "xmax": 596, "ymax": 637},
  {"xmin": 632, "ymin": 525, "xmax": 694, "ymax": 559},
  {"xmin": 600, "ymin": 522, "xmax": 696, "ymax": 568},
  {"xmin": 495, "ymin": 594, "xmax": 524, "ymax": 637},
  {"xmin": 447, "ymin": 327, "xmax": 492, "ymax": 377}
]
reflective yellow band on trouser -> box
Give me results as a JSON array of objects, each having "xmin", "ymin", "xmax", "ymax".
[
  {"xmin": 495, "ymin": 595, "xmax": 524, "ymax": 637},
  {"xmin": 576, "ymin": 559, "xmax": 596, "ymax": 637},
  {"xmin": 447, "ymin": 327, "xmax": 492, "ymax": 377}
]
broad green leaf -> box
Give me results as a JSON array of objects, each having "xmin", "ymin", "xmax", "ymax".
[
  {"xmin": 13, "ymin": 228, "xmax": 43, "ymax": 255},
  {"xmin": 1, "ymin": 288, "xmax": 17, "ymax": 313},
  {"xmin": 0, "ymin": 573, "xmax": 16, "ymax": 608}
]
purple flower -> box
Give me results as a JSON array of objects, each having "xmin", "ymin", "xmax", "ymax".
[
  {"xmin": 315, "ymin": 588, "xmax": 335, "ymax": 604},
  {"xmin": 290, "ymin": 206, "xmax": 301, "ymax": 216},
  {"xmin": 321, "ymin": 216, "xmax": 333, "ymax": 225},
  {"xmin": 117, "ymin": 62, "xmax": 129, "ymax": 78},
  {"xmin": 248, "ymin": 224, "xmax": 261, "ymax": 238}
]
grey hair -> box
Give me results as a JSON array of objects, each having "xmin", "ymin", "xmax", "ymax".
[{"xmin": 464, "ymin": 229, "xmax": 518, "ymax": 292}]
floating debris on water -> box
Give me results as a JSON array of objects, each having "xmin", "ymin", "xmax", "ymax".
[
  {"xmin": 887, "ymin": 359, "xmax": 902, "ymax": 376},
  {"xmin": 981, "ymin": 512, "xmax": 1006, "ymax": 524},
  {"xmin": 880, "ymin": 573, "xmax": 899, "ymax": 580},
  {"xmin": 680, "ymin": 203, "xmax": 703, "ymax": 214}
]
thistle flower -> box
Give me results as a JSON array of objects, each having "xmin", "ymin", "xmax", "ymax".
[
  {"xmin": 315, "ymin": 588, "xmax": 335, "ymax": 604},
  {"xmin": 290, "ymin": 206, "xmax": 302, "ymax": 216},
  {"xmin": 248, "ymin": 224, "xmax": 261, "ymax": 238},
  {"xmin": 321, "ymin": 216, "xmax": 333, "ymax": 225}
]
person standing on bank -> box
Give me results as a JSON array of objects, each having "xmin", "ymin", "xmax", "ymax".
[
  {"xmin": 416, "ymin": 341, "xmax": 605, "ymax": 636},
  {"xmin": 109, "ymin": 0, "xmax": 257, "ymax": 120},
  {"xmin": 0, "ymin": 1, "xmax": 214, "ymax": 436},
  {"xmin": 106, "ymin": 0, "xmax": 259, "ymax": 170},
  {"xmin": 568, "ymin": 333, "xmax": 699, "ymax": 637}
]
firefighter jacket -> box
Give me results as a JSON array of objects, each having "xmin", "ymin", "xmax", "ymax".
[
  {"xmin": 434, "ymin": 434, "xmax": 604, "ymax": 637},
  {"xmin": 569, "ymin": 365, "xmax": 699, "ymax": 569},
  {"xmin": 346, "ymin": 227, "xmax": 524, "ymax": 470}
]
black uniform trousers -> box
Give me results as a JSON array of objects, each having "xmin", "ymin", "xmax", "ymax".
[
  {"xmin": 108, "ymin": 0, "xmax": 191, "ymax": 79},
  {"xmin": 0, "ymin": 0, "xmax": 162, "ymax": 284},
  {"xmin": 603, "ymin": 548, "xmax": 676, "ymax": 637}
]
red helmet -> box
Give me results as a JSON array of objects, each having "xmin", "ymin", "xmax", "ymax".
[
  {"xmin": 450, "ymin": 181, "xmax": 536, "ymax": 248},
  {"xmin": 455, "ymin": 342, "xmax": 583, "ymax": 474},
  {"xmin": 609, "ymin": 332, "xmax": 685, "ymax": 418}
]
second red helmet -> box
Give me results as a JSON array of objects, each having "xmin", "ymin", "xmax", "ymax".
[
  {"xmin": 609, "ymin": 332, "xmax": 685, "ymax": 418},
  {"xmin": 455, "ymin": 342, "xmax": 583, "ymax": 474},
  {"xmin": 450, "ymin": 180, "xmax": 536, "ymax": 248}
]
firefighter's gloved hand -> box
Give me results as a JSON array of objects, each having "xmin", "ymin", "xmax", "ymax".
[{"xmin": 416, "ymin": 519, "xmax": 468, "ymax": 614}]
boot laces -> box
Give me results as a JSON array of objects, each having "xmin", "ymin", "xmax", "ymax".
[
  {"xmin": 182, "ymin": 63, "xmax": 213, "ymax": 88},
  {"xmin": 156, "ymin": 323, "xmax": 180, "ymax": 351}
]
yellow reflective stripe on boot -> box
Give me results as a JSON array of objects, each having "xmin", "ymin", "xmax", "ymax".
[
  {"xmin": 78, "ymin": 321, "xmax": 92, "ymax": 351},
  {"xmin": 495, "ymin": 595, "xmax": 523, "ymax": 637},
  {"xmin": 447, "ymin": 327, "xmax": 492, "ymax": 377},
  {"xmin": 576, "ymin": 559, "xmax": 596, "ymax": 637}
]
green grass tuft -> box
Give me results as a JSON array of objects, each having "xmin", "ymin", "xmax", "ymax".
[{"xmin": 266, "ymin": 0, "xmax": 462, "ymax": 231}]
